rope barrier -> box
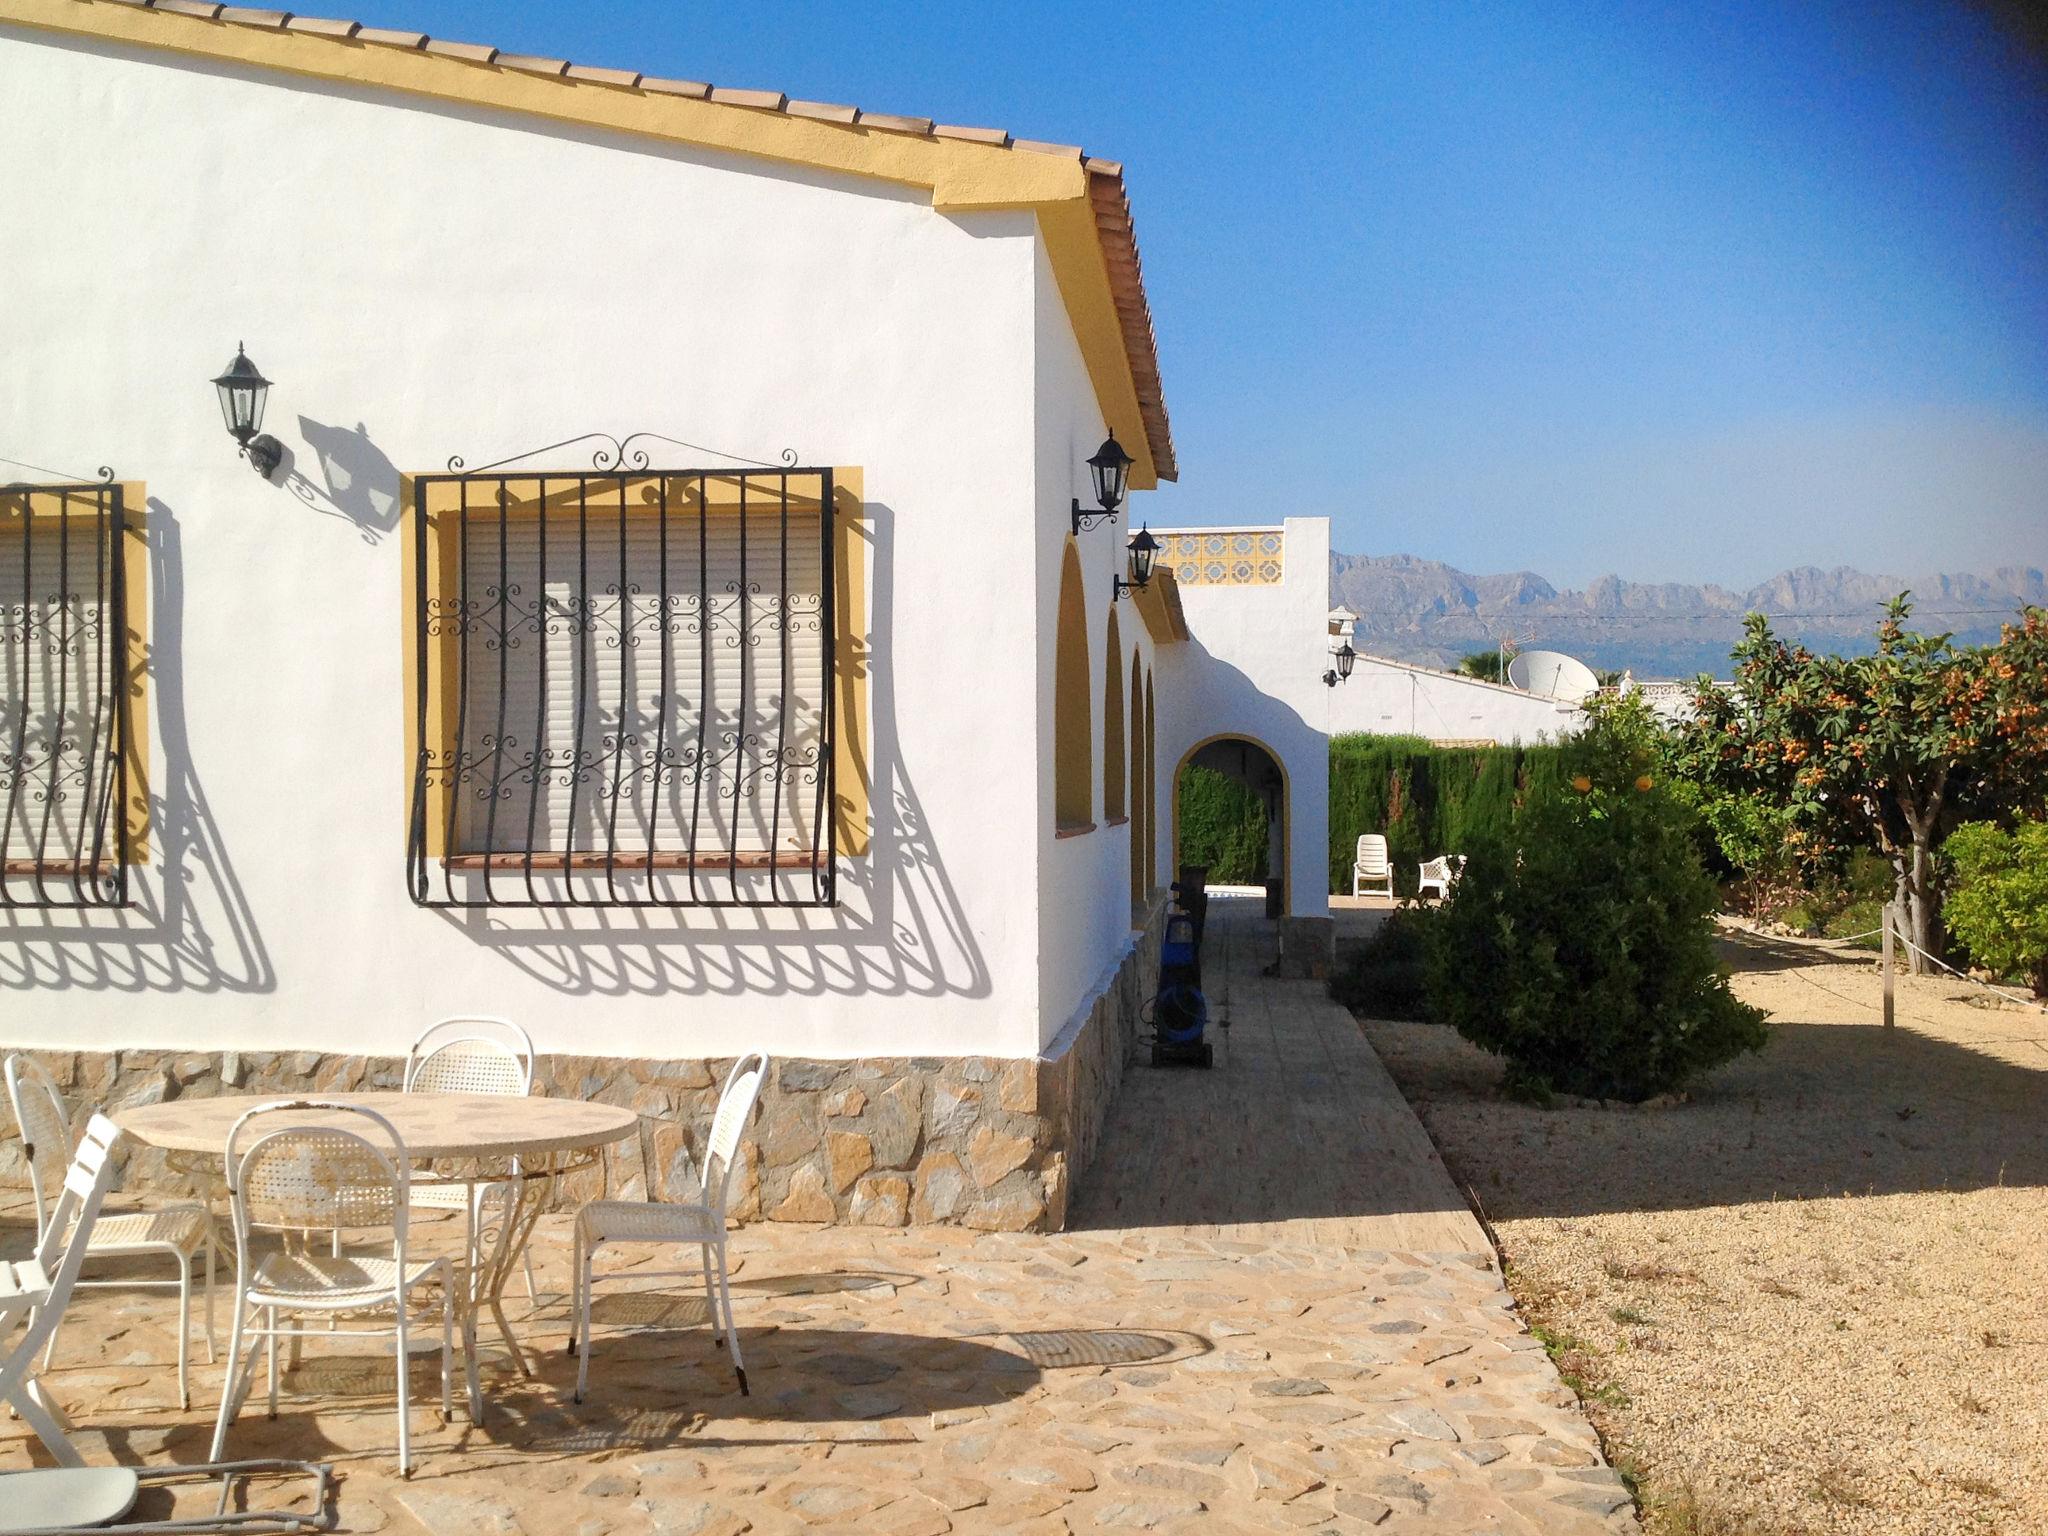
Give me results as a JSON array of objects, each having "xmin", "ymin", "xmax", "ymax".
[{"xmin": 1892, "ymin": 930, "xmax": 2048, "ymax": 1016}]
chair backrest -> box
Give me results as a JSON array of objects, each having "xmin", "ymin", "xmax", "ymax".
[
  {"xmin": 404, "ymin": 1016, "xmax": 535, "ymax": 1097},
  {"xmin": 223, "ymin": 1100, "xmax": 412, "ymax": 1262},
  {"xmin": 699, "ymin": 1054, "xmax": 769, "ymax": 1219},
  {"xmin": 4, "ymin": 1053, "xmax": 80, "ymax": 1243},
  {"xmin": 0, "ymin": 1114, "xmax": 121, "ymax": 1398},
  {"xmin": 1356, "ymin": 834, "xmax": 1390, "ymax": 874}
]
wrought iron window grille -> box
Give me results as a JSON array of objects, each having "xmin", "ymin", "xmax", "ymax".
[
  {"xmin": 407, "ymin": 441, "xmax": 836, "ymax": 910},
  {"xmin": 2, "ymin": 471, "xmax": 133, "ymax": 909}
]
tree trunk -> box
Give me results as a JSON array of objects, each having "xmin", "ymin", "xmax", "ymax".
[{"xmin": 1905, "ymin": 832, "xmax": 1940, "ymax": 973}]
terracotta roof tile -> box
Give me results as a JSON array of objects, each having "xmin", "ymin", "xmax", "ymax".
[
  {"xmin": 785, "ymin": 99, "xmax": 860, "ymax": 124},
  {"xmin": 422, "ymin": 38, "xmax": 497, "ymax": 64},
  {"xmin": 933, "ymin": 123, "xmax": 1010, "ymax": 146},
  {"xmin": 150, "ymin": 1, "xmax": 223, "ymax": 16},
  {"xmin": 639, "ymin": 75, "xmax": 710, "ymax": 98},
  {"xmin": 494, "ymin": 52, "xmax": 567, "ymax": 76},
  {"xmin": 708, "ymin": 85, "xmax": 786, "ymax": 110},
  {"xmin": 353, "ymin": 26, "xmax": 426, "ymax": 47},
  {"xmin": 218, "ymin": 6, "xmax": 292, "ymax": 25},
  {"xmin": 282, "ymin": 15, "xmax": 360, "ymax": 36},
  {"xmin": 854, "ymin": 110, "xmax": 932, "ymax": 135},
  {"xmin": 563, "ymin": 63, "xmax": 640, "ymax": 87},
  {"xmin": 1010, "ymin": 138, "xmax": 1085, "ymax": 160}
]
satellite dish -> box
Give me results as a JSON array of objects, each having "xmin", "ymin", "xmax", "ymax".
[{"xmin": 1506, "ymin": 649, "xmax": 1600, "ymax": 703}]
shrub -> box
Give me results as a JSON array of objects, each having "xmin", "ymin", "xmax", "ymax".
[
  {"xmin": 1175, "ymin": 764, "xmax": 1269, "ymax": 885},
  {"xmin": 1426, "ymin": 696, "xmax": 1769, "ymax": 1101},
  {"xmin": 1331, "ymin": 907, "xmax": 1438, "ymax": 1020},
  {"xmin": 1943, "ymin": 820, "xmax": 2048, "ymax": 997}
]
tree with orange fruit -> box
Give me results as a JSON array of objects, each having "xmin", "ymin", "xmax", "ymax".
[{"xmin": 1673, "ymin": 598, "xmax": 2048, "ymax": 969}]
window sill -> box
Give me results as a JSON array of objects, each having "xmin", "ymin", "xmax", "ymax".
[
  {"xmin": 442, "ymin": 850, "xmax": 827, "ymax": 873},
  {"xmin": 2, "ymin": 859, "xmax": 128, "ymax": 877},
  {"xmin": 1053, "ymin": 821, "xmax": 1097, "ymax": 840}
]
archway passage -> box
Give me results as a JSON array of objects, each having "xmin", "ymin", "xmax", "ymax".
[{"xmin": 1173, "ymin": 735, "xmax": 1287, "ymax": 908}]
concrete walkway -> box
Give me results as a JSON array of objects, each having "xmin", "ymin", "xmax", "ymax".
[
  {"xmin": 3, "ymin": 900, "xmax": 1634, "ymax": 1533},
  {"xmin": 1073, "ymin": 899, "xmax": 1485, "ymax": 1253}
]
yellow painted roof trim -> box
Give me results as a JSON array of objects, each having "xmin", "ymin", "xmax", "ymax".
[{"xmin": 1, "ymin": 0, "xmax": 1172, "ymax": 487}]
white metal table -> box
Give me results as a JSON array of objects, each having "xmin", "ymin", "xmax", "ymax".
[{"xmin": 117, "ymin": 1091, "xmax": 638, "ymax": 1421}]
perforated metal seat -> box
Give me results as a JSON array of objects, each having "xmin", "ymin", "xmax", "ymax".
[
  {"xmin": 575, "ymin": 1199, "xmax": 723, "ymax": 1246},
  {"xmin": 243, "ymin": 1252, "xmax": 449, "ymax": 1312}
]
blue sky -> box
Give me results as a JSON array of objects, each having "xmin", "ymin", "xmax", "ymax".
[{"xmin": 353, "ymin": 1, "xmax": 2047, "ymax": 588}]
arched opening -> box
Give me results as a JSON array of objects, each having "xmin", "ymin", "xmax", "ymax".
[
  {"xmin": 1103, "ymin": 607, "xmax": 1126, "ymax": 823},
  {"xmin": 1053, "ymin": 539, "xmax": 1092, "ymax": 830},
  {"xmin": 1143, "ymin": 672, "xmax": 1157, "ymax": 893},
  {"xmin": 1128, "ymin": 652, "xmax": 1144, "ymax": 904},
  {"xmin": 1173, "ymin": 733, "xmax": 1287, "ymax": 911}
]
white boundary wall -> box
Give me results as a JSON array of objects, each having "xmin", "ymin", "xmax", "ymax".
[{"xmin": 1331, "ymin": 655, "xmax": 1583, "ymax": 745}]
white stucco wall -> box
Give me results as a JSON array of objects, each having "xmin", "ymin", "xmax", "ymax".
[
  {"xmin": 1154, "ymin": 519, "xmax": 1332, "ymax": 918},
  {"xmin": 1031, "ymin": 244, "xmax": 1163, "ymax": 1050},
  {"xmin": 1, "ymin": 25, "xmax": 1073, "ymax": 1062},
  {"xmin": 1330, "ymin": 655, "xmax": 1583, "ymax": 745}
]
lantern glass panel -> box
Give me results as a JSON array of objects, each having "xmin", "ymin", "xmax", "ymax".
[{"xmin": 1086, "ymin": 434, "xmax": 1133, "ymax": 513}]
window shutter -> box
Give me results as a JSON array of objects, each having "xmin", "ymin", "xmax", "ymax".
[
  {"xmin": 1, "ymin": 513, "xmax": 120, "ymax": 878},
  {"xmin": 450, "ymin": 494, "xmax": 826, "ymax": 862}
]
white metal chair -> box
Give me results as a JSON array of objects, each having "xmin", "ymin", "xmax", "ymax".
[
  {"xmin": 401, "ymin": 1017, "xmax": 541, "ymax": 1302},
  {"xmin": 569, "ymin": 1054, "xmax": 768, "ymax": 1403},
  {"xmin": 1351, "ymin": 834, "xmax": 1394, "ymax": 899},
  {"xmin": 1, "ymin": 1111, "xmax": 122, "ymax": 1467},
  {"xmin": 211, "ymin": 1100, "xmax": 457, "ymax": 1479},
  {"xmin": 5, "ymin": 1053, "xmax": 218, "ymax": 1410},
  {"xmin": 1417, "ymin": 854, "xmax": 1467, "ymax": 900}
]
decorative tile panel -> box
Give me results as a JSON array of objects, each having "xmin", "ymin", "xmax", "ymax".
[{"xmin": 1156, "ymin": 529, "xmax": 1284, "ymax": 586}]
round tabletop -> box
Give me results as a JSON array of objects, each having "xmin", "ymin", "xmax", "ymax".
[{"xmin": 114, "ymin": 1092, "xmax": 640, "ymax": 1161}]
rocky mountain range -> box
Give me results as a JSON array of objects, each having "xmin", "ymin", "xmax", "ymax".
[{"xmin": 1329, "ymin": 553, "xmax": 2047, "ymax": 678}]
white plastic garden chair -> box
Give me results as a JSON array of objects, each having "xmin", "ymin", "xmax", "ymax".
[
  {"xmin": 5, "ymin": 1052, "xmax": 218, "ymax": 1410},
  {"xmin": 211, "ymin": 1100, "xmax": 458, "ymax": 1479},
  {"xmin": 0, "ymin": 1111, "xmax": 122, "ymax": 1466},
  {"xmin": 1417, "ymin": 854, "xmax": 1467, "ymax": 900},
  {"xmin": 402, "ymin": 1016, "xmax": 541, "ymax": 1302},
  {"xmin": 1351, "ymin": 834, "xmax": 1394, "ymax": 899},
  {"xmin": 568, "ymin": 1053, "xmax": 767, "ymax": 1403}
]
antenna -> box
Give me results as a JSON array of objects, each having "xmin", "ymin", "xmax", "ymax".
[{"xmin": 1506, "ymin": 649, "xmax": 1600, "ymax": 703}]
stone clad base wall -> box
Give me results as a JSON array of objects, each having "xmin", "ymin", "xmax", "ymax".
[{"xmin": 1, "ymin": 902, "xmax": 1165, "ymax": 1234}]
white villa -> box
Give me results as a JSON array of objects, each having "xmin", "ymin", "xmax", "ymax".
[{"xmin": 1, "ymin": 0, "xmax": 1352, "ymax": 1231}]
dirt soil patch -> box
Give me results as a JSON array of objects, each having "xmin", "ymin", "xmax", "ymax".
[{"xmin": 1363, "ymin": 926, "xmax": 2048, "ymax": 1536}]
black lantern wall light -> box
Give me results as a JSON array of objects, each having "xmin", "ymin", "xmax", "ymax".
[
  {"xmin": 1070, "ymin": 431, "xmax": 1133, "ymax": 534},
  {"xmin": 1323, "ymin": 641, "xmax": 1356, "ymax": 688},
  {"xmin": 1113, "ymin": 524, "xmax": 1159, "ymax": 601},
  {"xmin": 211, "ymin": 344, "xmax": 285, "ymax": 480}
]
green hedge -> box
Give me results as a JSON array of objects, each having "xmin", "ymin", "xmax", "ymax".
[
  {"xmin": 1328, "ymin": 735, "xmax": 1572, "ymax": 895},
  {"xmin": 1176, "ymin": 764, "xmax": 1270, "ymax": 885}
]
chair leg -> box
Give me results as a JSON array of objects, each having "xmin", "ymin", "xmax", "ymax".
[
  {"xmin": 11, "ymin": 1379, "xmax": 84, "ymax": 1468},
  {"xmin": 573, "ymin": 1248, "xmax": 594, "ymax": 1404},
  {"xmin": 176, "ymin": 1256, "xmax": 192, "ymax": 1412},
  {"xmin": 701, "ymin": 1244, "xmax": 720, "ymax": 1346},
  {"xmin": 393, "ymin": 1304, "xmax": 413, "ymax": 1479},
  {"xmin": 265, "ymin": 1308, "xmax": 280, "ymax": 1420},
  {"xmin": 211, "ymin": 1302, "xmax": 255, "ymax": 1463},
  {"xmin": 566, "ymin": 1227, "xmax": 582, "ymax": 1357},
  {"xmin": 715, "ymin": 1246, "xmax": 747, "ymax": 1397},
  {"xmin": 462, "ymin": 1305, "xmax": 484, "ymax": 1427},
  {"xmin": 439, "ymin": 1284, "xmax": 453, "ymax": 1425},
  {"xmin": 203, "ymin": 1237, "xmax": 218, "ymax": 1363}
]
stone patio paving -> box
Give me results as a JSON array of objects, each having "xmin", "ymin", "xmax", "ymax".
[{"xmin": 3, "ymin": 901, "xmax": 1634, "ymax": 1534}]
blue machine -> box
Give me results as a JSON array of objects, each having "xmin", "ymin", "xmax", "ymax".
[{"xmin": 1147, "ymin": 908, "xmax": 1214, "ymax": 1068}]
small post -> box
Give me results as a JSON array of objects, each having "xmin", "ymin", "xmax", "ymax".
[{"xmin": 1881, "ymin": 901, "xmax": 1895, "ymax": 1030}]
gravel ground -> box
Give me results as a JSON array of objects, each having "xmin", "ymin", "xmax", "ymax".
[{"xmin": 1361, "ymin": 926, "xmax": 2048, "ymax": 1536}]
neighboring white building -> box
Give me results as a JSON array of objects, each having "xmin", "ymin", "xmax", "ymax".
[
  {"xmin": 1331, "ymin": 651, "xmax": 1584, "ymax": 746},
  {"xmin": 0, "ymin": 0, "xmax": 1187, "ymax": 1229}
]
